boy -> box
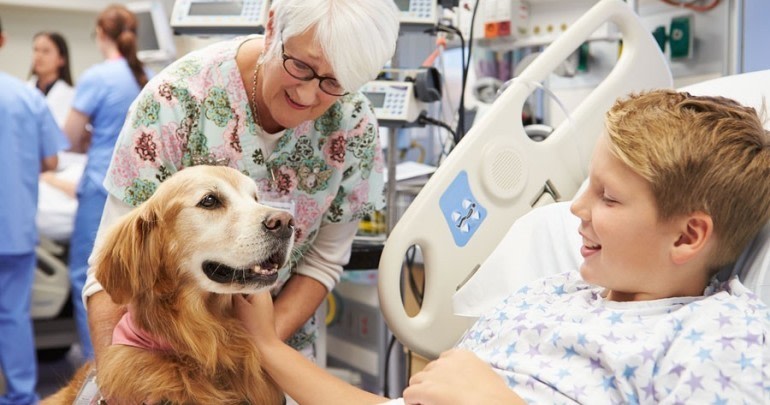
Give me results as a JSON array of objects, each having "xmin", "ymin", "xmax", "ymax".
[{"xmin": 236, "ymin": 90, "xmax": 770, "ymax": 404}]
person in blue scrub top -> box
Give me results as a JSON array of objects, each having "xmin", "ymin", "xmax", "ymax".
[
  {"xmin": 0, "ymin": 17, "xmax": 68, "ymax": 405},
  {"xmin": 61, "ymin": 4, "xmax": 150, "ymax": 361}
]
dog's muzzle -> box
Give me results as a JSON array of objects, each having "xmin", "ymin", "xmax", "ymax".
[
  {"xmin": 202, "ymin": 244, "xmax": 290, "ymax": 286},
  {"xmin": 262, "ymin": 211, "xmax": 294, "ymax": 240}
]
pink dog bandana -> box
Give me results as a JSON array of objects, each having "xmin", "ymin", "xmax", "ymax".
[{"xmin": 112, "ymin": 311, "xmax": 172, "ymax": 352}]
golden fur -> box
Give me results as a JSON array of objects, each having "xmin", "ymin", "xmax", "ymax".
[{"xmin": 43, "ymin": 166, "xmax": 294, "ymax": 404}]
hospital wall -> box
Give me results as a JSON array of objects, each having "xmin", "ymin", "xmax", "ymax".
[
  {"xmin": 0, "ymin": 1, "xmax": 216, "ymax": 84},
  {"xmin": 545, "ymin": 0, "xmax": 769, "ymax": 127},
  {"xmin": 0, "ymin": 5, "xmax": 103, "ymax": 82}
]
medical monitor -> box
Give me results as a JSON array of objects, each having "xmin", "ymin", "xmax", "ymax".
[
  {"xmin": 398, "ymin": 0, "xmax": 439, "ymax": 28},
  {"xmin": 127, "ymin": 1, "xmax": 177, "ymax": 64},
  {"xmin": 170, "ymin": 0, "xmax": 270, "ymax": 35}
]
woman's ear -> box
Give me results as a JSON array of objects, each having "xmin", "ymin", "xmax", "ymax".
[
  {"xmin": 671, "ymin": 212, "xmax": 713, "ymax": 265},
  {"xmin": 264, "ymin": 9, "xmax": 276, "ymax": 49}
]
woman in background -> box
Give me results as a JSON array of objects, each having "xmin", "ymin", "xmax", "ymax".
[
  {"xmin": 62, "ymin": 4, "xmax": 150, "ymax": 361},
  {"xmin": 30, "ymin": 32, "xmax": 85, "ymax": 243},
  {"xmin": 29, "ymin": 31, "xmax": 74, "ymax": 128}
]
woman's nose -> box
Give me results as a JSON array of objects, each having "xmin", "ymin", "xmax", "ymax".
[{"xmin": 293, "ymin": 80, "xmax": 319, "ymax": 105}]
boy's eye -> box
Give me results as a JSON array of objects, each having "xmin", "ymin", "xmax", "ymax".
[{"xmin": 601, "ymin": 194, "xmax": 617, "ymax": 204}]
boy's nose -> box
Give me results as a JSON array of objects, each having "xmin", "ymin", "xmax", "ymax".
[{"xmin": 570, "ymin": 190, "xmax": 589, "ymax": 220}]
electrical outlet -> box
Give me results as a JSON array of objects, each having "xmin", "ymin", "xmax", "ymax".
[
  {"xmin": 669, "ymin": 15, "xmax": 694, "ymax": 60},
  {"xmin": 652, "ymin": 25, "xmax": 667, "ymax": 53}
]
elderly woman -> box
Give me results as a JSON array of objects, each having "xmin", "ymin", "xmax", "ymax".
[{"xmin": 83, "ymin": 0, "xmax": 400, "ymax": 377}]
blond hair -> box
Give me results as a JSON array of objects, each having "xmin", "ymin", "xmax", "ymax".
[{"xmin": 605, "ymin": 89, "xmax": 770, "ymax": 270}]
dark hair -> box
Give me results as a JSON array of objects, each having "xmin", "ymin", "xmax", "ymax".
[
  {"xmin": 30, "ymin": 32, "xmax": 73, "ymax": 86},
  {"xmin": 97, "ymin": 4, "xmax": 147, "ymax": 88}
]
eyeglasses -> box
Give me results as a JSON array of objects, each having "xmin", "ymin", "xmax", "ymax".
[{"xmin": 281, "ymin": 43, "xmax": 348, "ymax": 97}]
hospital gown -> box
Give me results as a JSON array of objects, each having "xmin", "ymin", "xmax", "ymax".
[{"xmin": 457, "ymin": 271, "xmax": 769, "ymax": 404}]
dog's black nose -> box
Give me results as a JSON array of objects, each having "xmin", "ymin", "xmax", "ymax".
[{"xmin": 263, "ymin": 211, "xmax": 295, "ymax": 239}]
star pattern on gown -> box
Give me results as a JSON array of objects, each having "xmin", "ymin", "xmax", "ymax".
[{"xmin": 456, "ymin": 272, "xmax": 769, "ymax": 404}]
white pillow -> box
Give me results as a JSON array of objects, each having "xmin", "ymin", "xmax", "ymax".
[{"xmin": 732, "ymin": 222, "xmax": 770, "ymax": 304}]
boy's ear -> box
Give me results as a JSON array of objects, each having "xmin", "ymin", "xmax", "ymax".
[{"xmin": 671, "ymin": 212, "xmax": 713, "ymax": 265}]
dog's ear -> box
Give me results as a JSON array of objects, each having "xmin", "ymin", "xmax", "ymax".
[{"xmin": 94, "ymin": 201, "xmax": 166, "ymax": 304}]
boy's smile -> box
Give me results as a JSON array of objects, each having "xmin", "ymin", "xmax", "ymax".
[
  {"xmin": 570, "ymin": 134, "xmax": 687, "ymax": 302},
  {"xmin": 579, "ymin": 239, "xmax": 601, "ymax": 259}
]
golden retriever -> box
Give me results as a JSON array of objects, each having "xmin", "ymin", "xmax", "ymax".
[{"xmin": 44, "ymin": 165, "xmax": 293, "ymax": 404}]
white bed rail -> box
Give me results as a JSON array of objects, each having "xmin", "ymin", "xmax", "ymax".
[{"xmin": 378, "ymin": 0, "xmax": 673, "ymax": 359}]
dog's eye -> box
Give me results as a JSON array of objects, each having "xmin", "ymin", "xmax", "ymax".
[
  {"xmin": 198, "ymin": 194, "xmax": 222, "ymax": 209},
  {"xmin": 254, "ymin": 193, "xmax": 259, "ymax": 202}
]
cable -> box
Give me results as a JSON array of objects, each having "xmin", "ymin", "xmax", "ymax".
[
  {"xmin": 383, "ymin": 246, "xmax": 422, "ymax": 395},
  {"xmin": 428, "ymin": 24, "xmax": 465, "ymax": 144},
  {"xmin": 382, "ymin": 334, "xmax": 399, "ymax": 396},
  {"xmin": 457, "ymin": 0, "xmax": 481, "ymax": 142},
  {"xmin": 418, "ymin": 112, "xmax": 458, "ymax": 145},
  {"xmin": 406, "ymin": 345, "xmax": 413, "ymax": 384},
  {"xmin": 660, "ymin": 0, "xmax": 720, "ymax": 12},
  {"xmin": 419, "ymin": 112, "xmax": 457, "ymax": 164},
  {"xmin": 405, "ymin": 245, "xmax": 423, "ymax": 306}
]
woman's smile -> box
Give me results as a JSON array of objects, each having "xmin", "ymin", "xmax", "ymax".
[{"xmin": 284, "ymin": 92, "xmax": 310, "ymax": 110}]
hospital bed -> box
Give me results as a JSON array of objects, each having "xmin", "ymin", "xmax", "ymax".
[
  {"xmin": 378, "ymin": 0, "xmax": 770, "ymax": 360},
  {"xmin": 32, "ymin": 152, "xmax": 84, "ymax": 355}
]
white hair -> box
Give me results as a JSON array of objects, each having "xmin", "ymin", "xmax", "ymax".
[{"xmin": 267, "ymin": 0, "xmax": 400, "ymax": 92}]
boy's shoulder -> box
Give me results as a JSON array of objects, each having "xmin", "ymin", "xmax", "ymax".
[
  {"xmin": 698, "ymin": 276, "xmax": 770, "ymax": 327},
  {"xmin": 670, "ymin": 276, "xmax": 770, "ymax": 351}
]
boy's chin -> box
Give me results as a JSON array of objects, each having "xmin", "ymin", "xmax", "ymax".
[{"xmin": 578, "ymin": 265, "xmax": 601, "ymax": 286}]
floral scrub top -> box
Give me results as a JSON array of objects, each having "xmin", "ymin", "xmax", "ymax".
[{"xmin": 104, "ymin": 36, "xmax": 385, "ymax": 350}]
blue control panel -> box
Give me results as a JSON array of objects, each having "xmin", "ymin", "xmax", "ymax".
[{"xmin": 439, "ymin": 171, "xmax": 487, "ymax": 247}]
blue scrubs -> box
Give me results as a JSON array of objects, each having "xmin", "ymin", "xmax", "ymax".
[
  {"xmin": 68, "ymin": 59, "xmax": 146, "ymax": 360},
  {"xmin": 0, "ymin": 71, "xmax": 66, "ymax": 405}
]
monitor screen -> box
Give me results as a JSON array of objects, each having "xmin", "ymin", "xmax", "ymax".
[
  {"xmin": 395, "ymin": 0, "xmax": 411, "ymax": 12},
  {"xmin": 127, "ymin": 1, "xmax": 176, "ymax": 63},
  {"xmin": 364, "ymin": 92, "xmax": 387, "ymax": 108},
  {"xmin": 188, "ymin": 1, "xmax": 245, "ymax": 16},
  {"xmin": 135, "ymin": 10, "xmax": 160, "ymax": 52}
]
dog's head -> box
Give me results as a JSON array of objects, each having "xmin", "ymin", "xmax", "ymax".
[{"xmin": 94, "ymin": 166, "xmax": 295, "ymax": 304}]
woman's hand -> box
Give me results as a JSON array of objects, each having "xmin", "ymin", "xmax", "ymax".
[
  {"xmin": 233, "ymin": 291, "xmax": 280, "ymax": 348},
  {"xmin": 402, "ymin": 349, "xmax": 525, "ymax": 405}
]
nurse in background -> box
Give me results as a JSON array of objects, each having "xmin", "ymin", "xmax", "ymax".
[
  {"xmin": 30, "ymin": 32, "xmax": 85, "ymax": 242},
  {"xmin": 0, "ymin": 16, "xmax": 67, "ymax": 405},
  {"xmin": 62, "ymin": 4, "xmax": 150, "ymax": 360},
  {"xmin": 29, "ymin": 31, "xmax": 75, "ymax": 128}
]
